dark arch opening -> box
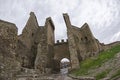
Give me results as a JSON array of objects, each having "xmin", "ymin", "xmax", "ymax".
[
  {"xmin": 85, "ymin": 36, "xmax": 88, "ymax": 41},
  {"xmin": 81, "ymin": 38, "xmax": 83, "ymax": 41},
  {"xmin": 32, "ymin": 33, "xmax": 34, "ymax": 36}
]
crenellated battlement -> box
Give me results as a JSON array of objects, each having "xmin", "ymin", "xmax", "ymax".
[{"xmin": 55, "ymin": 39, "xmax": 68, "ymax": 44}]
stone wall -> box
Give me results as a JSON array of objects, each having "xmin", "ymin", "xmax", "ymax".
[
  {"xmin": 63, "ymin": 13, "xmax": 102, "ymax": 69},
  {"xmin": 103, "ymin": 41, "xmax": 120, "ymax": 51},
  {"xmin": 16, "ymin": 12, "xmax": 55, "ymax": 73},
  {"xmin": 0, "ymin": 20, "xmax": 20, "ymax": 80},
  {"xmin": 17, "ymin": 12, "xmax": 39, "ymax": 68},
  {"xmin": 19, "ymin": 12, "xmax": 39, "ymax": 49},
  {"xmin": 63, "ymin": 13, "xmax": 80, "ymax": 69},
  {"xmin": 46, "ymin": 17, "xmax": 55, "ymax": 71},
  {"xmin": 0, "ymin": 20, "xmax": 18, "ymax": 55},
  {"xmin": 34, "ymin": 17, "xmax": 55, "ymax": 73},
  {"xmin": 71, "ymin": 23, "xmax": 101, "ymax": 60},
  {"xmin": 54, "ymin": 39, "xmax": 70, "ymax": 71},
  {"xmin": 16, "ymin": 39, "xmax": 33, "ymax": 68},
  {"xmin": 34, "ymin": 27, "xmax": 48, "ymax": 73}
]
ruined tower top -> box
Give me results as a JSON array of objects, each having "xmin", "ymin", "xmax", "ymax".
[
  {"xmin": 30, "ymin": 12, "xmax": 35, "ymax": 16},
  {"xmin": 63, "ymin": 13, "xmax": 72, "ymax": 29},
  {"xmin": 45, "ymin": 17, "xmax": 55, "ymax": 30},
  {"xmin": 19, "ymin": 12, "xmax": 39, "ymax": 49},
  {"xmin": 22, "ymin": 12, "xmax": 39, "ymax": 34},
  {"xmin": 81, "ymin": 23, "xmax": 90, "ymax": 29}
]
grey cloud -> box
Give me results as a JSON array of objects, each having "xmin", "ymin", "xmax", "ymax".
[
  {"xmin": 69, "ymin": 0, "xmax": 120, "ymax": 43},
  {"xmin": 0, "ymin": 0, "xmax": 120, "ymax": 44}
]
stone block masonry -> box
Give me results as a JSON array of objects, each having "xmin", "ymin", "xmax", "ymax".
[
  {"xmin": 0, "ymin": 12, "xmax": 105, "ymax": 78},
  {"xmin": 0, "ymin": 20, "xmax": 20, "ymax": 80}
]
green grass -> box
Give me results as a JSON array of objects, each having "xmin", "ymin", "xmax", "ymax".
[
  {"xmin": 73, "ymin": 44, "xmax": 120, "ymax": 76},
  {"xmin": 95, "ymin": 69, "xmax": 111, "ymax": 80},
  {"xmin": 111, "ymin": 69, "xmax": 120, "ymax": 79},
  {"xmin": 95, "ymin": 71, "xmax": 107, "ymax": 80}
]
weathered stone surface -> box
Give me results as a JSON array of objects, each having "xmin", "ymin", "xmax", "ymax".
[
  {"xmin": 103, "ymin": 41, "xmax": 120, "ymax": 51},
  {"xmin": 63, "ymin": 13, "xmax": 80, "ymax": 69},
  {"xmin": 0, "ymin": 20, "xmax": 18, "ymax": 55},
  {"xmin": 35, "ymin": 17, "xmax": 55, "ymax": 73},
  {"xmin": 1, "ymin": 12, "xmax": 120, "ymax": 79},
  {"xmin": 16, "ymin": 40, "xmax": 33, "ymax": 68},
  {"xmin": 0, "ymin": 20, "xmax": 20, "ymax": 80},
  {"xmin": 17, "ymin": 12, "xmax": 55, "ymax": 74},
  {"xmin": 54, "ymin": 40, "xmax": 70, "ymax": 71},
  {"xmin": 17, "ymin": 12, "xmax": 39, "ymax": 68},
  {"xmin": 63, "ymin": 13, "xmax": 103, "ymax": 69},
  {"xmin": 19, "ymin": 12, "xmax": 39, "ymax": 49}
]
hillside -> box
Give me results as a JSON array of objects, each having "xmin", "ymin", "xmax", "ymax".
[{"xmin": 72, "ymin": 44, "xmax": 120, "ymax": 80}]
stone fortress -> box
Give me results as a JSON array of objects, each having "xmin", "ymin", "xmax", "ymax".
[{"xmin": 1, "ymin": 12, "xmax": 118, "ymax": 78}]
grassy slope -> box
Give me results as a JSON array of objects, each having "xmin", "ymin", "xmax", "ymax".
[
  {"xmin": 72, "ymin": 44, "xmax": 120, "ymax": 79},
  {"xmin": 111, "ymin": 69, "xmax": 120, "ymax": 79}
]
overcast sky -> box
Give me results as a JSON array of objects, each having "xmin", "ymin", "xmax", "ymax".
[{"xmin": 0, "ymin": 0, "xmax": 120, "ymax": 44}]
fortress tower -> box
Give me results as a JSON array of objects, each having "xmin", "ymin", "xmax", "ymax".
[
  {"xmin": 63, "ymin": 13, "xmax": 101, "ymax": 69},
  {"xmin": 17, "ymin": 12, "xmax": 55, "ymax": 73},
  {"xmin": 35, "ymin": 17, "xmax": 55, "ymax": 73}
]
